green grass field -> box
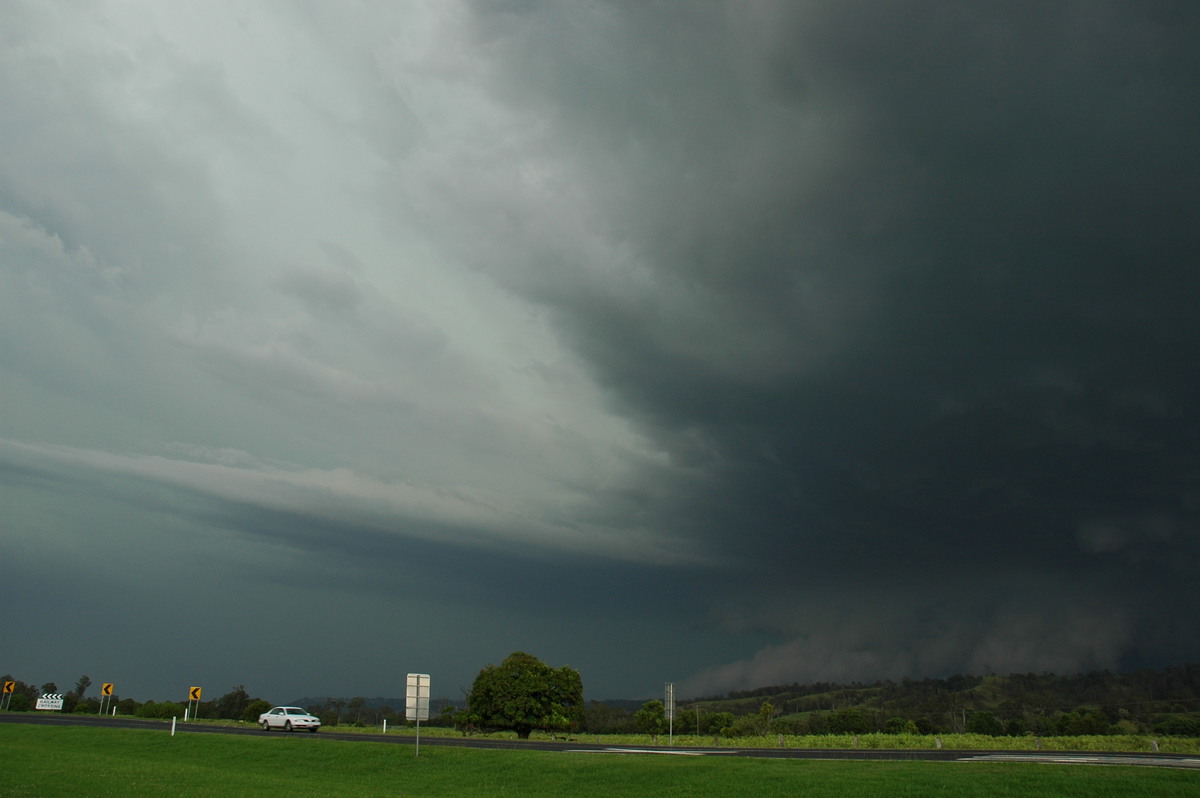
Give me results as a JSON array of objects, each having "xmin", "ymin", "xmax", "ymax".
[
  {"xmin": 1, "ymin": 725, "xmax": 1196, "ymax": 797},
  {"xmin": 391, "ymin": 725, "xmax": 1200, "ymax": 754}
]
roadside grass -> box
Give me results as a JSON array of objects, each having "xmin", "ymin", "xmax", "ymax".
[
  {"xmin": 279, "ymin": 720, "xmax": 1200, "ymax": 754},
  {"xmin": 75, "ymin": 714, "xmax": 1200, "ymax": 753},
  {"xmin": 1, "ymin": 725, "xmax": 1196, "ymax": 798}
]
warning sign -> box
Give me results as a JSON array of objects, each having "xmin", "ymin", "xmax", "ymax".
[{"xmin": 36, "ymin": 694, "xmax": 65, "ymax": 711}]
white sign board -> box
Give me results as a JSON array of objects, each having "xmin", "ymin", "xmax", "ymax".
[
  {"xmin": 406, "ymin": 673, "xmax": 430, "ymax": 721},
  {"xmin": 36, "ymin": 693, "xmax": 65, "ymax": 711}
]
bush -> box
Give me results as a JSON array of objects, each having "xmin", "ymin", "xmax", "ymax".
[
  {"xmin": 722, "ymin": 714, "xmax": 763, "ymax": 737},
  {"xmin": 1056, "ymin": 710, "xmax": 1110, "ymax": 736},
  {"xmin": 967, "ymin": 711, "xmax": 1004, "ymax": 736},
  {"xmin": 828, "ymin": 708, "xmax": 868, "ymax": 734},
  {"xmin": 1003, "ymin": 717, "xmax": 1027, "ymax": 736},
  {"xmin": 73, "ymin": 699, "xmax": 101, "ymax": 715},
  {"xmin": 243, "ymin": 700, "xmax": 272, "ymax": 723},
  {"xmin": 700, "ymin": 712, "xmax": 734, "ymax": 735},
  {"xmin": 634, "ymin": 700, "xmax": 667, "ymax": 736},
  {"xmin": 1154, "ymin": 715, "xmax": 1200, "ymax": 736},
  {"xmin": 136, "ymin": 701, "xmax": 186, "ymax": 719},
  {"xmin": 886, "ymin": 717, "xmax": 919, "ymax": 735}
]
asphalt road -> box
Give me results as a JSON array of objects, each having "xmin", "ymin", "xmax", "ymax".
[{"xmin": 3, "ymin": 712, "xmax": 1197, "ymax": 769}]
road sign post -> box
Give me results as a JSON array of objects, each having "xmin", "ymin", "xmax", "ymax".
[
  {"xmin": 99, "ymin": 683, "xmax": 114, "ymax": 716},
  {"xmin": 188, "ymin": 686, "xmax": 202, "ymax": 720},
  {"xmin": 406, "ymin": 673, "xmax": 430, "ymax": 758},
  {"xmin": 665, "ymin": 682, "xmax": 676, "ymax": 745},
  {"xmin": 2, "ymin": 681, "xmax": 14, "ymax": 712}
]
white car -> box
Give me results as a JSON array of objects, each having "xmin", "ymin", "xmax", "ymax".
[{"xmin": 258, "ymin": 706, "xmax": 321, "ymax": 732}]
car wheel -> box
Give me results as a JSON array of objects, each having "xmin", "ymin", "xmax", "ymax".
[
  {"xmin": 260, "ymin": 721, "xmax": 270, "ymax": 731},
  {"xmin": 285, "ymin": 721, "xmax": 293, "ymax": 732}
]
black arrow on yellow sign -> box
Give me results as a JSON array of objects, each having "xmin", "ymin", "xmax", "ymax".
[
  {"xmin": 2, "ymin": 681, "xmax": 14, "ymax": 694},
  {"xmin": 189, "ymin": 686, "xmax": 202, "ymax": 701},
  {"xmin": 102, "ymin": 683, "xmax": 114, "ymax": 696}
]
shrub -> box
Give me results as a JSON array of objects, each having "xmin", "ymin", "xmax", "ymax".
[
  {"xmin": 967, "ymin": 711, "xmax": 1004, "ymax": 736},
  {"xmin": 1154, "ymin": 715, "xmax": 1200, "ymax": 736},
  {"xmin": 828, "ymin": 708, "xmax": 868, "ymax": 734},
  {"xmin": 136, "ymin": 701, "xmax": 186, "ymax": 719},
  {"xmin": 243, "ymin": 700, "xmax": 272, "ymax": 723},
  {"xmin": 701, "ymin": 712, "xmax": 734, "ymax": 735},
  {"xmin": 886, "ymin": 717, "xmax": 919, "ymax": 735}
]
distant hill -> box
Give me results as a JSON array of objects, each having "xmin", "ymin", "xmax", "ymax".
[{"xmin": 678, "ymin": 664, "xmax": 1200, "ymax": 734}]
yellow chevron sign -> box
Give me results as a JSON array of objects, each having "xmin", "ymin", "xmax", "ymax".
[
  {"xmin": 189, "ymin": 686, "xmax": 202, "ymax": 701},
  {"xmin": 102, "ymin": 683, "xmax": 114, "ymax": 696}
]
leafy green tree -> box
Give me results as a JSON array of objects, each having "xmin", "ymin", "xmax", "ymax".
[
  {"xmin": 967, "ymin": 711, "xmax": 1004, "ymax": 736},
  {"xmin": 215, "ymin": 686, "xmax": 251, "ymax": 720},
  {"xmin": 758, "ymin": 701, "xmax": 776, "ymax": 733},
  {"xmin": 634, "ymin": 700, "xmax": 667, "ymax": 736},
  {"xmin": 886, "ymin": 717, "xmax": 919, "ymax": 734},
  {"xmin": 1003, "ymin": 717, "xmax": 1028, "ymax": 736},
  {"xmin": 1056, "ymin": 709, "xmax": 1110, "ymax": 736},
  {"xmin": 828, "ymin": 707, "xmax": 868, "ymax": 734},
  {"xmin": 468, "ymin": 651, "xmax": 583, "ymax": 739},
  {"xmin": 724, "ymin": 701, "xmax": 779, "ymax": 737},
  {"xmin": 1154, "ymin": 715, "xmax": 1200, "ymax": 736},
  {"xmin": 452, "ymin": 706, "xmax": 481, "ymax": 734},
  {"xmin": 243, "ymin": 699, "xmax": 272, "ymax": 723},
  {"xmin": 348, "ymin": 697, "xmax": 367, "ymax": 726},
  {"xmin": 701, "ymin": 711, "xmax": 735, "ymax": 735}
]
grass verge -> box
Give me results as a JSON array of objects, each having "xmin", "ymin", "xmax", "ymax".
[{"xmin": 1, "ymin": 725, "xmax": 1195, "ymax": 797}]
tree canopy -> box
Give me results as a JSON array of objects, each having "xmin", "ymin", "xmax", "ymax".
[{"xmin": 468, "ymin": 651, "xmax": 583, "ymax": 739}]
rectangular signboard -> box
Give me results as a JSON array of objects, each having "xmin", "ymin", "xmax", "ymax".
[
  {"xmin": 406, "ymin": 673, "xmax": 430, "ymax": 721},
  {"xmin": 36, "ymin": 694, "xmax": 64, "ymax": 711}
]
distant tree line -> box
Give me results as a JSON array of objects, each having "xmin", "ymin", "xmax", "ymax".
[
  {"xmin": 6, "ymin": 663, "xmax": 1198, "ymax": 738},
  {"xmin": 671, "ymin": 664, "xmax": 1200, "ymax": 737}
]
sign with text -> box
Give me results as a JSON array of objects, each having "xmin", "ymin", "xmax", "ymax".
[
  {"xmin": 36, "ymin": 693, "xmax": 64, "ymax": 711},
  {"xmin": 405, "ymin": 673, "xmax": 430, "ymax": 721}
]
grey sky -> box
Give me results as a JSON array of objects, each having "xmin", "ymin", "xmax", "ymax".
[{"xmin": 3, "ymin": 0, "xmax": 1198, "ymax": 704}]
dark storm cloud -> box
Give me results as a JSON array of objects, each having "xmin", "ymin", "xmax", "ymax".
[
  {"xmin": 5, "ymin": 1, "xmax": 1199, "ymax": 702},
  {"xmin": 447, "ymin": 1, "xmax": 1200, "ymax": 688}
]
